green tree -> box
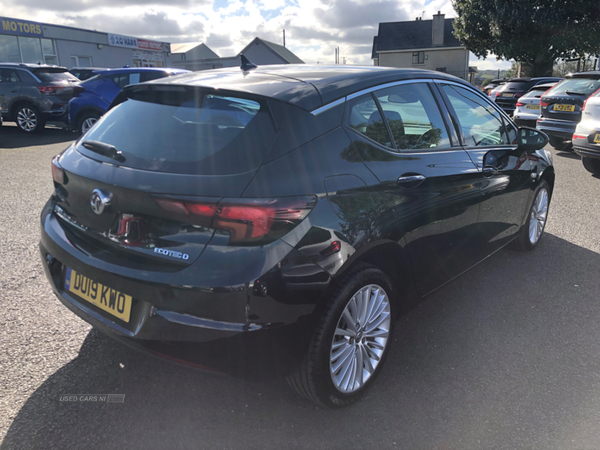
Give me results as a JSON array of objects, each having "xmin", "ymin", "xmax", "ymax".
[{"xmin": 452, "ymin": 0, "xmax": 600, "ymax": 77}]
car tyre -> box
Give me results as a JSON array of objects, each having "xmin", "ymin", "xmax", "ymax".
[
  {"xmin": 582, "ymin": 157, "xmax": 600, "ymax": 175},
  {"xmin": 15, "ymin": 104, "xmax": 45, "ymax": 133},
  {"xmin": 78, "ymin": 112, "xmax": 101, "ymax": 135},
  {"xmin": 287, "ymin": 263, "xmax": 395, "ymax": 408},
  {"xmin": 510, "ymin": 180, "xmax": 550, "ymax": 251}
]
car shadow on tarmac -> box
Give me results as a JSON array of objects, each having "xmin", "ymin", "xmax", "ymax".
[
  {"xmin": 3, "ymin": 233, "xmax": 600, "ymax": 450},
  {"xmin": 0, "ymin": 124, "xmax": 77, "ymax": 149}
]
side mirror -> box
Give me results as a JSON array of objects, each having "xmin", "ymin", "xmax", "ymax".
[{"xmin": 518, "ymin": 126, "xmax": 548, "ymax": 151}]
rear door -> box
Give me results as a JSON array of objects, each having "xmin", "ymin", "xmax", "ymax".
[
  {"xmin": 437, "ymin": 81, "xmax": 534, "ymax": 251},
  {"xmin": 345, "ymin": 81, "xmax": 483, "ymax": 295},
  {"xmin": 0, "ymin": 68, "xmax": 22, "ymax": 115}
]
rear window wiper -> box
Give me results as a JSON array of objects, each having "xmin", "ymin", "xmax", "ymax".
[
  {"xmin": 565, "ymin": 90, "xmax": 586, "ymax": 95},
  {"xmin": 81, "ymin": 140, "xmax": 126, "ymax": 163}
]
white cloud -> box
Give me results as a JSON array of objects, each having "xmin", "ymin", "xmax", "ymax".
[{"xmin": 1, "ymin": 0, "xmax": 509, "ymax": 69}]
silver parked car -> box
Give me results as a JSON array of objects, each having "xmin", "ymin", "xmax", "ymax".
[
  {"xmin": 513, "ymin": 82, "xmax": 558, "ymax": 128},
  {"xmin": 573, "ymin": 89, "xmax": 600, "ymax": 175}
]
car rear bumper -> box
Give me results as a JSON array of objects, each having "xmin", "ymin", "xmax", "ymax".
[
  {"xmin": 514, "ymin": 118, "xmax": 537, "ymax": 128},
  {"xmin": 536, "ymin": 117, "xmax": 576, "ymax": 140},
  {"xmin": 573, "ymin": 140, "xmax": 600, "ymax": 160},
  {"xmin": 39, "ymin": 200, "xmax": 325, "ymax": 380}
]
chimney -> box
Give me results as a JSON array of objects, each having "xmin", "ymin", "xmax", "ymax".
[{"xmin": 432, "ymin": 11, "xmax": 444, "ymax": 47}]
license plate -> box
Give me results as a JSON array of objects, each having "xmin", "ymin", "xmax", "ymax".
[
  {"xmin": 65, "ymin": 268, "xmax": 132, "ymax": 322},
  {"xmin": 525, "ymin": 105, "xmax": 540, "ymax": 110},
  {"xmin": 501, "ymin": 93, "xmax": 513, "ymax": 97},
  {"xmin": 554, "ymin": 104, "xmax": 575, "ymax": 112},
  {"xmin": 594, "ymin": 134, "xmax": 600, "ymax": 143}
]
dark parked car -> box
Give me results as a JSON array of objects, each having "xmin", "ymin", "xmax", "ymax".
[
  {"xmin": 69, "ymin": 67, "xmax": 109, "ymax": 81},
  {"xmin": 0, "ymin": 63, "xmax": 80, "ymax": 133},
  {"xmin": 41, "ymin": 65, "xmax": 555, "ymax": 408},
  {"xmin": 537, "ymin": 71, "xmax": 600, "ymax": 150},
  {"xmin": 493, "ymin": 77, "xmax": 562, "ymax": 116},
  {"xmin": 482, "ymin": 78, "xmax": 508, "ymax": 96},
  {"xmin": 68, "ymin": 67, "xmax": 189, "ymax": 134}
]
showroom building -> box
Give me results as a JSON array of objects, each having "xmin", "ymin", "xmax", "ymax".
[{"xmin": 0, "ymin": 16, "xmax": 173, "ymax": 68}]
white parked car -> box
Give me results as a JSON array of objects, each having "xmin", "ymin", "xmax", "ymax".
[
  {"xmin": 573, "ymin": 89, "xmax": 600, "ymax": 175},
  {"xmin": 513, "ymin": 82, "xmax": 557, "ymax": 128}
]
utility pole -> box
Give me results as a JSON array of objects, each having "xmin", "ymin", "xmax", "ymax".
[{"xmin": 283, "ymin": 29, "xmax": 285, "ymax": 47}]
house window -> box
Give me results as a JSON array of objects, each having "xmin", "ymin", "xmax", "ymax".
[
  {"xmin": 71, "ymin": 55, "xmax": 92, "ymax": 67},
  {"xmin": 412, "ymin": 51, "xmax": 424, "ymax": 65},
  {"xmin": 41, "ymin": 39, "xmax": 57, "ymax": 65}
]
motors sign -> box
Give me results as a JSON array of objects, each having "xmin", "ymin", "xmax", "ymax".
[
  {"xmin": 1, "ymin": 17, "xmax": 44, "ymax": 37},
  {"xmin": 108, "ymin": 33, "xmax": 162, "ymax": 52}
]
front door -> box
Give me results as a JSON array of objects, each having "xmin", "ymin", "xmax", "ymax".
[
  {"xmin": 345, "ymin": 81, "xmax": 483, "ymax": 296},
  {"xmin": 436, "ymin": 82, "xmax": 535, "ymax": 251}
]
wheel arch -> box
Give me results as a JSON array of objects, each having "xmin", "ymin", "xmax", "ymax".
[
  {"xmin": 73, "ymin": 106, "xmax": 104, "ymax": 125},
  {"xmin": 9, "ymin": 99, "xmax": 38, "ymax": 120},
  {"xmin": 331, "ymin": 239, "xmax": 418, "ymax": 316}
]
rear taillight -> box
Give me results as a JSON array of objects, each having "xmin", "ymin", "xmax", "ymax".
[
  {"xmin": 573, "ymin": 134, "xmax": 587, "ymax": 140},
  {"xmin": 72, "ymin": 86, "xmax": 85, "ymax": 97},
  {"xmin": 38, "ymin": 86, "xmax": 64, "ymax": 96},
  {"xmin": 515, "ymin": 93, "xmax": 523, "ymax": 99},
  {"xmin": 51, "ymin": 156, "xmax": 64, "ymax": 184},
  {"xmin": 516, "ymin": 101, "xmax": 525, "ymax": 107},
  {"xmin": 540, "ymin": 98, "xmax": 549, "ymax": 107},
  {"xmin": 155, "ymin": 196, "xmax": 317, "ymax": 244}
]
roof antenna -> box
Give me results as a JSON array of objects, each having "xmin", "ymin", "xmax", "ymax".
[{"xmin": 240, "ymin": 54, "xmax": 257, "ymax": 71}]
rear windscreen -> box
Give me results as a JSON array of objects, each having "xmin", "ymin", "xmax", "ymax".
[
  {"xmin": 34, "ymin": 70, "xmax": 79, "ymax": 82},
  {"xmin": 546, "ymin": 78, "xmax": 600, "ymax": 97},
  {"xmin": 503, "ymin": 81, "xmax": 535, "ymax": 91},
  {"xmin": 78, "ymin": 90, "xmax": 277, "ymax": 175}
]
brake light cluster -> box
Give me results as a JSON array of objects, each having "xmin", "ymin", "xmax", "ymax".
[
  {"xmin": 51, "ymin": 156, "xmax": 65, "ymax": 184},
  {"xmin": 155, "ymin": 196, "xmax": 316, "ymax": 244},
  {"xmin": 516, "ymin": 101, "xmax": 524, "ymax": 107},
  {"xmin": 37, "ymin": 86, "xmax": 64, "ymax": 96},
  {"xmin": 582, "ymin": 87, "xmax": 600, "ymax": 112}
]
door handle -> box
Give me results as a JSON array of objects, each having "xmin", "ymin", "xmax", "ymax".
[
  {"xmin": 397, "ymin": 174, "xmax": 426, "ymax": 188},
  {"xmin": 482, "ymin": 166, "xmax": 498, "ymax": 177}
]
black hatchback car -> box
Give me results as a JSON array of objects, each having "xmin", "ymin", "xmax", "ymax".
[{"xmin": 40, "ymin": 65, "xmax": 555, "ymax": 408}]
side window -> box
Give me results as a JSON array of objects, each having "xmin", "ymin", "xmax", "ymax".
[
  {"xmin": 111, "ymin": 74, "xmax": 130, "ymax": 89},
  {"xmin": 140, "ymin": 71, "xmax": 167, "ymax": 82},
  {"xmin": 373, "ymin": 83, "xmax": 451, "ymax": 151},
  {"xmin": 0, "ymin": 69, "xmax": 21, "ymax": 83},
  {"xmin": 347, "ymin": 93, "xmax": 393, "ymax": 148},
  {"xmin": 442, "ymin": 84, "xmax": 510, "ymax": 147},
  {"xmin": 129, "ymin": 73, "xmax": 141, "ymax": 84}
]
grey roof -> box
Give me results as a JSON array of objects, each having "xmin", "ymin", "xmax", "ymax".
[
  {"xmin": 371, "ymin": 36, "xmax": 379, "ymax": 59},
  {"xmin": 239, "ymin": 38, "xmax": 304, "ymax": 64},
  {"xmin": 375, "ymin": 18, "xmax": 462, "ymax": 52}
]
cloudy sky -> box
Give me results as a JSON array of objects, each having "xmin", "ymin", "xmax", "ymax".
[{"xmin": 3, "ymin": 0, "xmax": 511, "ymax": 70}]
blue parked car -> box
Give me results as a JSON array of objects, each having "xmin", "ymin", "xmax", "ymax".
[{"xmin": 69, "ymin": 67, "xmax": 189, "ymax": 134}]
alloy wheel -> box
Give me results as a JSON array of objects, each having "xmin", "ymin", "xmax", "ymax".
[
  {"xmin": 16, "ymin": 108, "xmax": 38, "ymax": 132},
  {"xmin": 81, "ymin": 117, "xmax": 97, "ymax": 134},
  {"xmin": 330, "ymin": 284, "xmax": 391, "ymax": 393},
  {"xmin": 529, "ymin": 187, "xmax": 548, "ymax": 245}
]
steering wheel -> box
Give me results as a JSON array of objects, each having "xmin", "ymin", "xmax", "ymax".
[{"xmin": 416, "ymin": 129, "xmax": 439, "ymax": 148}]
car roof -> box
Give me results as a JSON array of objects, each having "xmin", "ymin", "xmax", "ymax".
[
  {"xmin": 142, "ymin": 64, "xmax": 471, "ymax": 111},
  {"xmin": 0, "ymin": 63, "xmax": 68, "ymax": 71},
  {"xmin": 528, "ymin": 82, "xmax": 556, "ymax": 91},
  {"xmin": 95, "ymin": 67, "xmax": 190, "ymax": 76},
  {"xmin": 566, "ymin": 71, "xmax": 600, "ymax": 79},
  {"xmin": 70, "ymin": 67, "xmax": 109, "ymax": 71}
]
